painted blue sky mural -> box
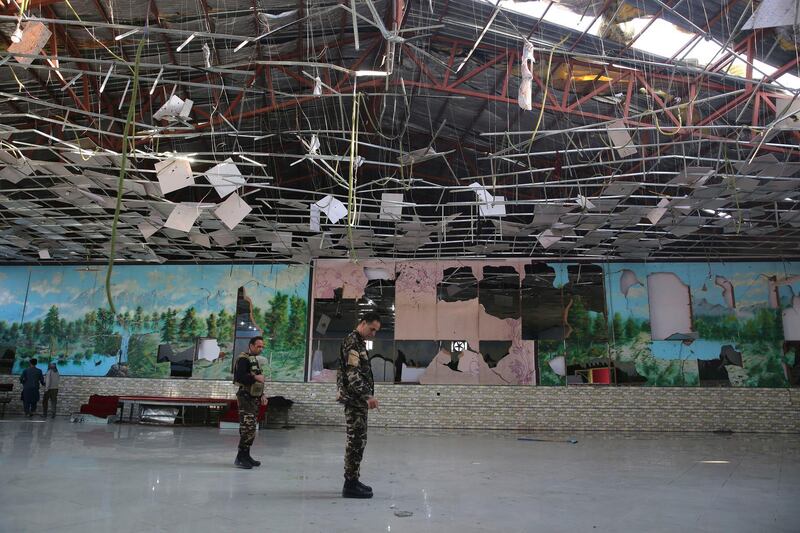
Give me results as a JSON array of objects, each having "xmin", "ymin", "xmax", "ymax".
[
  {"xmin": 0, "ymin": 264, "xmax": 310, "ymax": 380},
  {"xmin": 0, "ymin": 267, "xmax": 30, "ymax": 324},
  {"xmin": 18, "ymin": 264, "xmax": 309, "ymax": 323}
]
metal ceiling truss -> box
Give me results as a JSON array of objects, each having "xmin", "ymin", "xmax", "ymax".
[{"xmin": 0, "ymin": 0, "xmax": 798, "ymax": 264}]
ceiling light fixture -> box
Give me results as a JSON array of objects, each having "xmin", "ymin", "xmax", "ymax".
[
  {"xmin": 354, "ymin": 70, "xmax": 389, "ymax": 77},
  {"xmin": 114, "ymin": 28, "xmax": 140, "ymax": 41},
  {"xmin": 10, "ymin": 24, "xmax": 23, "ymax": 44},
  {"xmin": 149, "ymin": 67, "xmax": 164, "ymax": 95},
  {"xmin": 238, "ymin": 154, "xmax": 264, "ymax": 167},
  {"xmin": 175, "ymin": 33, "xmax": 196, "ymax": 52}
]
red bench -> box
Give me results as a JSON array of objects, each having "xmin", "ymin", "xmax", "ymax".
[
  {"xmin": 220, "ymin": 401, "xmax": 268, "ymax": 424},
  {"xmin": 79, "ymin": 395, "xmax": 120, "ymax": 418}
]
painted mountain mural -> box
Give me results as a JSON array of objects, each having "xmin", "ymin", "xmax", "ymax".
[{"xmin": 0, "ymin": 264, "xmax": 309, "ymax": 381}]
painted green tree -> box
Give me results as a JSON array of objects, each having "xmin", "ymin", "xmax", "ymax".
[
  {"xmin": 42, "ymin": 305, "xmax": 60, "ymax": 356},
  {"xmin": 149, "ymin": 311, "xmax": 160, "ymax": 332},
  {"xmin": 94, "ymin": 308, "xmax": 118, "ymax": 355},
  {"xmin": 263, "ymin": 293, "xmax": 289, "ymax": 349},
  {"xmin": 178, "ymin": 307, "xmax": 203, "ymax": 342},
  {"xmin": 206, "ymin": 313, "xmax": 218, "ymax": 338},
  {"xmin": 217, "ymin": 308, "xmax": 233, "ymax": 344},
  {"xmin": 287, "ymin": 296, "xmax": 307, "ymax": 349},
  {"xmin": 160, "ymin": 308, "xmax": 178, "ymax": 343},
  {"xmin": 132, "ymin": 306, "xmax": 145, "ymax": 331}
]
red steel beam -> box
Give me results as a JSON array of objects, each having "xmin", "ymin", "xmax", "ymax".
[
  {"xmin": 560, "ymin": 62, "xmax": 574, "ymax": 109},
  {"xmin": 566, "ymin": 71, "xmax": 631, "ymax": 112},
  {"xmin": 443, "ymin": 43, "xmax": 458, "ymax": 86},
  {"xmin": 43, "ymin": 7, "xmax": 117, "ymax": 120},
  {"xmin": 501, "ymin": 50, "xmax": 513, "ymax": 98},
  {"xmin": 636, "ymin": 72, "xmax": 682, "ymax": 127},
  {"xmin": 274, "ymin": 65, "xmax": 316, "ymax": 88},
  {"xmin": 528, "ymin": 69, "xmax": 564, "ymax": 111},
  {"xmin": 222, "ymin": 65, "xmax": 262, "ymax": 122},
  {"xmin": 623, "ymin": 76, "xmax": 634, "ymax": 119},
  {"xmin": 147, "ymin": 0, "xmax": 179, "ymax": 66},
  {"xmin": 403, "ymin": 45, "xmax": 441, "ymax": 86},
  {"xmin": 447, "ymin": 51, "xmax": 507, "ymax": 89},
  {"xmin": 333, "ymin": 37, "xmax": 382, "ymax": 91}
]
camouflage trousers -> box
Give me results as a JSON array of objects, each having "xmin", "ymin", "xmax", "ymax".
[
  {"xmin": 344, "ymin": 402, "xmax": 368, "ymax": 481},
  {"xmin": 237, "ymin": 391, "xmax": 259, "ymax": 451}
]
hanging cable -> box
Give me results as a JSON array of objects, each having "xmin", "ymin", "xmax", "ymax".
[{"xmin": 105, "ymin": 34, "xmax": 146, "ymax": 316}]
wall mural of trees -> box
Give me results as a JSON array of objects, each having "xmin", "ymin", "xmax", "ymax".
[
  {"xmin": 604, "ymin": 262, "xmax": 800, "ymax": 387},
  {"xmin": 2, "ymin": 260, "xmax": 796, "ymax": 386},
  {"xmin": 0, "ymin": 264, "xmax": 310, "ymax": 381}
]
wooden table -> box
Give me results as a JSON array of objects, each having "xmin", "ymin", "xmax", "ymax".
[{"xmin": 117, "ymin": 396, "xmax": 231, "ymax": 426}]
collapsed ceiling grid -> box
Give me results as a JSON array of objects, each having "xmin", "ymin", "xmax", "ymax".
[{"xmin": 0, "ymin": 0, "xmax": 798, "ymax": 263}]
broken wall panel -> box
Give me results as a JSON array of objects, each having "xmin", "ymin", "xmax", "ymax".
[
  {"xmin": 313, "ymin": 260, "xmax": 369, "ymax": 300},
  {"xmin": 523, "ymin": 263, "xmax": 610, "ymax": 385},
  {"xmin": 495, "ymin": 340, "xmax": 536, "ymax": 385},
  {"xmin": 394, "ymin": 261, "xmax": 440, "ymax": 340},
  {"xmin": 521, "ymin": 263, "xmax": 568, "ymax": 340},
  {"xmin": 436, "ymin": 267, "xmax": 480, "ymax": 345},
  {"xmin": 479, "ymin": 266, "xmax": 522, "ymax": 341},
  {"xmin": 772, "ymin": 276, "xmax": 800, "ymax": 341},
  {"xmin": 647, "ymin": 272, "xmax": 695, "ymax": 341},
  {"xmin": 309, "ymin": 259, "xmax": 800, "ymax": 387},
  {"xmin": 313, "ymin": 259, "xmax": 396, "ymax": 300},
  {"xmin": 607, "ymin": 261, "xmax": 797, "ymax": 386}
]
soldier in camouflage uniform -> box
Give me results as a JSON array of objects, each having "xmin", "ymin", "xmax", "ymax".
[
  {"xmin": 337, "ymin": 312, "xmax": 382, "ymax": 498},
  {"xmin": 233, "ymin": 336, "xmax": 268, "ymax": 469}
]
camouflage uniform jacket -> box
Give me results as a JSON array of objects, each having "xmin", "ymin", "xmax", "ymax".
[
  {"xmin": 233, "ymin": 352, "xmax": 264, "ymax": 398},
  {"xmin": 336, "ymin": 330, "xmax": 374, "ymax": 406}
]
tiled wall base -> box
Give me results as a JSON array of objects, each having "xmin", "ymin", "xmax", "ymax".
[{"xmin": 1, "ymin": 375, "xmax": 798, "ymax": 433}]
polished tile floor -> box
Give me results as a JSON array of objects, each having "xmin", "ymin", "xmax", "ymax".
[{"xmin": 0, "ymin": 417, "xmax": 798, "ymax": 533}]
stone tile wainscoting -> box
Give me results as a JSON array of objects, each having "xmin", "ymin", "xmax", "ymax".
[{"xmin": 0, "ymin": 375, "xmax": 797, "ymax": 432}]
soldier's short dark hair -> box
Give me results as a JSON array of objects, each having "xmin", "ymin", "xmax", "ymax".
[
  {"xmin": 30, "ymin": 358, "xmax": 37, "ymax": 366},
  {"xmin": 249, "ymin": 336, "xmax": 264, "ymax": 346},
  {"xmin": 360, "ymin": 312, "xmax": 382, "ymax": 325}
]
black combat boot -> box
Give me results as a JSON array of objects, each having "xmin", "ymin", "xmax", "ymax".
[
  {"xmin": 342, "ymin": 479, "xmax": 373, "ymax": 498},
  {"xmin": 234, "ymin": 450, "xmax": 253, "ymax": 469},
  {"xmin": 356, "ymin": 480, "xmax": 372, "ymax": 492},
  {"xmin": 245, "ymin": 450, "xmax": 261, "ymax": 467}
]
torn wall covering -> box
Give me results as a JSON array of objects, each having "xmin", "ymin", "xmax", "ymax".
[
  {"xmin": 313, "ymin": 259, "xmax": 395, "ymax": 299},
  {"xmin": 315, "ymin": 259, "xmax": 535, "ymax": 385},
  {"xmin": 311, "ymin": 259, "xmax": 800, "ymax": 387},
  {"xmin": 606, "ymin": 262, "xmax": 800, "ymax": 387}
]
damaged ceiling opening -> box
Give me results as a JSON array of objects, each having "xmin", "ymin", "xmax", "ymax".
[{"xmin": 0, "ymin": 0, "xmax": 798, "ymax": 263}]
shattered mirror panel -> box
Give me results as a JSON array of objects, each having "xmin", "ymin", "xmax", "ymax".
[
  {"xmin": 523, "ymin": 263, "xmax": 609, "ymax": 386},
  {"xmin": 310, "ymin": 261, "xmax": 397, "ymax": 383}
]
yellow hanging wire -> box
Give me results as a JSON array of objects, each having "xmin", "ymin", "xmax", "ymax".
[
  {"xmin": 62, "ymin": 0, "xmax": 128, "ymax": 65},
  {"xmin": 527, "ymin": 35, "xmax": 569, "ymax": 150},
  {"xmin": 650, "ymin": 106, "xmax": 682, "ymax": 136},
  {"xmin": 346, "ymin": 89, "xmax": 361, "ymax": 260}
]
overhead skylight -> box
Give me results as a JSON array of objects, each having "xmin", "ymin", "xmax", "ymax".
[{"xmin": 501, "ymin": 1, "xmax": 800, "ymax": 90}]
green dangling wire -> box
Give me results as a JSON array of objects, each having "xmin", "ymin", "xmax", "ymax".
[{"xmin": 105, "ymin": 34, "xmax": 147, "ymax": 317}]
